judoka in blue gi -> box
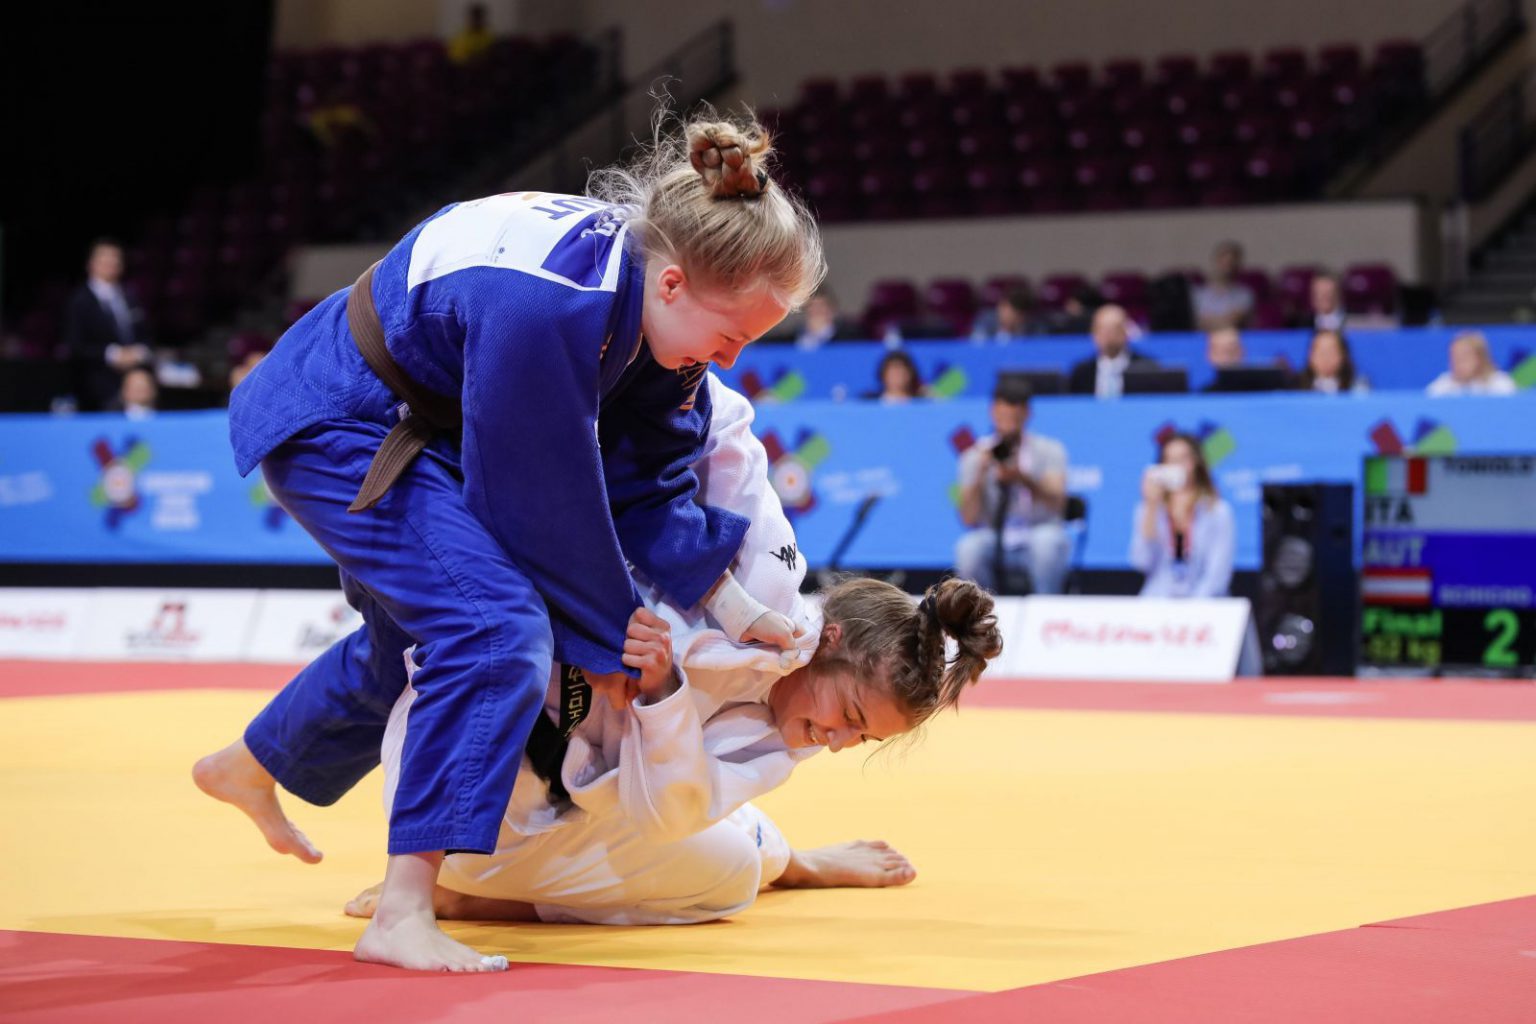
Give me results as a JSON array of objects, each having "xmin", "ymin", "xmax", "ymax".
[{"xmin": 193, "ymin": 115, "xmax": 826, "ymax": 972}]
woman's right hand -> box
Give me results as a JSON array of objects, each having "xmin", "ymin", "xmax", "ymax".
[
  {"xmin": 1140, "ymin": 467, "xmax": 1165, "ymax": 504},
  {"xmin": 622, "ymin": 607, "xmax": 679, "ymax": 703},
  {"xmin": 743, "ymin": 609, "xmax": 804, "ymax": 651}
]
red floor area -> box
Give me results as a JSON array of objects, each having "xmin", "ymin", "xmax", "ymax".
[
  {"xmin": 5, "ymin": 660, "xmax": 1534, "ymax": 723},
  {"xmin": 7, "ymin": 896, "xmax": 1532, "ymax": 1023},
  {"xmin": 840, "ymin": 896, "xmax": 1536, "ymax": 1024},
  {"xmin": 0, "ymin": 931, "xmax": 974, "ymax": 1024},
  {"xmin": 0, "ymin": 661, "xmax": 293, "ymax": 698}
]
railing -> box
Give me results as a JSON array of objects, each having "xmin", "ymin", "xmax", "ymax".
[
  {"xmin": 1422, "ymin": 0, "xmax": 1524, "ymax": 99},
  {"xmin": 1459, "ymin": 64, "xmax": 1536, "ymax": 200},
  {"xmin": 509, "ymin": 20, "xmax": 737, "ymax": 194},
  {"xmin": 1331, "ymin": 0, "xmax": 1524, "ymax": 197}
]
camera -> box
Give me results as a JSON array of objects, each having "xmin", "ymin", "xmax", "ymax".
[
  {"xmin": 1146, "ymin": 463, "xmax": 1188, "ymax": 491},
  {"xmin": 992, "ymin": 435, "xmax": 1019, "ymax": 462}
]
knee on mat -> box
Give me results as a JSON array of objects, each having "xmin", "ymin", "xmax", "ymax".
[{"xmin": 672, "ymin": 827, "xmax": 763, "ymax": 922}]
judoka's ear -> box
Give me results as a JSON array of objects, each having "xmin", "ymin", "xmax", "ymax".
[
  {"xmin": 656, "ymin": 264, "xmax": 688, "ymax": 303},
  {"xmin": 820, "ymin": 622, "xmax": 843, "ymax": 651}
]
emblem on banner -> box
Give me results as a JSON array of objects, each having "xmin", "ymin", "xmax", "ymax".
[{"xmin": 89, "ymin": 437, "xmax": 151, "ymax": 529}]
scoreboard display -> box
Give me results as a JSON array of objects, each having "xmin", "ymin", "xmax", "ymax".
[{"xmin": 1361, "ymin": 454, "xmax": 1536, "ymax": 675}]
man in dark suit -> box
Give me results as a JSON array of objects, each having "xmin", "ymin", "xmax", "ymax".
[
  {"xmin": 62, "ymin": 239, "xmax": 151, "ymax": 409},
  {"xmin": 1068, "ymin": 304, "xmax": 1154, "ymax": 398}
]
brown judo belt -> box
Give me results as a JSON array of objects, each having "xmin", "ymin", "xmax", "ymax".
[{"xmin": 344, "ymin": 261, "xmax": 463, "ymax": 513}]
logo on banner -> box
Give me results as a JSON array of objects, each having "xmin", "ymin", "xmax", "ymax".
[
  {"xmin": 0, "ymin": 469, "xmax": 53, "ymax": 507},
  {"xmin": 926, "ymin": 363, "xmax": 968, "ymax": 399},
  {"xmin": 737, "ymin": 368, "xmax": 808, "ymax": 404},
  {"xmin": 295, "ymin": 599, "xmax": 361, "ymax": 653},
  {"xmin": 251, "ymin": 479, "xmax": 289, "ymax": 530},
  {"xmin": 1366, "ymin": 417, "xmax": 1458, "ymax": 457},
  {"xmin": 1505, "ymin": 348, "xmax": 1536, "ymax": 390},
  {"xmin": 89, "ymin": 437, "xmax": 150, "ymax": 528},
  {"xmin": 1153, "ymin": 420, "xmax": 1237, "ymax": 468},
  {"xmin": 761, "ymin": 428, "xmax": 830, "ymax": 515},
  {"xmin": 127, "ymin": 600, "xmax": 202, "ymax": 651}
]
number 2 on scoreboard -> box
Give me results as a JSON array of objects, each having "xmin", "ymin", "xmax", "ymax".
[{"xmin": 1482, "ymin": 609, "xmax": 1520, "ymax": 667}]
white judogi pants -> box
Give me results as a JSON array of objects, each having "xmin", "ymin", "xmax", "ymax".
[{"xmin": 439, "ymin": 799, "xmax": 792, "ymax": 925}]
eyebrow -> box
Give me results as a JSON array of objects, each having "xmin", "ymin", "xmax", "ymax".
[{"xmin": 853, "ymin": 701, "xmax": 883, "ymax": 742}]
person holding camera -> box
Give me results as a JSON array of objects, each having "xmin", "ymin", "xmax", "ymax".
[
  {"xmin": 954, "ymin": 381, "xmax": 1070, "ymax": 594},
  {"xmin": 1130, "ymin": 433, "xmax": 1234, "ymax": 598}
]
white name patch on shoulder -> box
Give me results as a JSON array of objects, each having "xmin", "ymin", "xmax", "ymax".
[{"xmin": 406, "ymin": 192, "xmax": 630, "ymax": 294}]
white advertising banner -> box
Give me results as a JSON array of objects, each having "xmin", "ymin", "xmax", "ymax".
[
  {"xmin": 78, "ymin": 589, "xmax": 261, "ymax": 661},
  {"xmin": 245, "ymin": 589, "xmax": 358, "ymax": 663},
  {"xmin": 0, "ymin": 588, "xmax": 93, "ymax": 659},
  {"xmin": 1006, "ymin": 596, "xmax": 1253, "ymax": 683}
]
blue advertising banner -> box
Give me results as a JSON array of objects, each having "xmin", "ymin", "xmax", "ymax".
[
  {"xmin": 0, "ymin": 411, "xmax": 328, "ymax": 564},
  {"xmin": 2, "ymin": 392, "xmax": 1534, "ymax": 570},
  {"xmin": 719, "ymin": 325, "xmax": 1536, "ymax": 402},
  {"xmin": 749, "ymin": 390, "xmax": 1536, "ymax": 571}
]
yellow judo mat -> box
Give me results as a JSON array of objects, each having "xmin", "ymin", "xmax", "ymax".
[{"xmin": 2, "ymin": 687, "xmax": 1535, "ymax": 993}]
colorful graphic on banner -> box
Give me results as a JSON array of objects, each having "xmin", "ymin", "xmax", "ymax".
[
  {"xmin": 718, "ymin": 325, "xmax": 1536, "ymax": 402},
  {"xmin": 89, "ymin": 437, "xmax": 150, "ymax": 529},
  {"xmin": 1, "ymin": 411, "xmax": 330, "ymax": 564},
  {"xmin": 2, "ymin": 396, "xmax": 1534, "ymax": 569},
  {"xmin": 251, "ymin": 478, "xmax": 288, "ymax": 531},
  {"xmin": 761, "ymin": 428, "xmax": 831, "ymax": 514},
  {"xmin": 1153, "ymin": 420, "xmax": 1237, "ymax": 467}
]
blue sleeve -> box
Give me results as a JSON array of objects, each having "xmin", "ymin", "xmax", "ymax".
[
  {"xmin": 1192, "ymin": 501, "xmax": 1236, "ymax": 598},
  {"xmin": 600, "ymin": 353, "xmax": 750, "ymax": 609},
  {"xmin": 457, "ymin": 289, "xmax": 642, "ymax": 676}
]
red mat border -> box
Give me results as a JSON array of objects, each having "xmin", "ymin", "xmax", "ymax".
[
  {"xmin": 838, "ymin": 894, "xmax": 1536, "ymax": 1024},
  {"xmin": 5, "ymin": 660, "xmax": 1535, "ymax": 722},
  {"xmin": 0, "ymin": 929, "xmax": 974, "ymax": 1024}
]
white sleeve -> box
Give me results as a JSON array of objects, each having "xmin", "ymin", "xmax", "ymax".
[
  {"xmin": 698, "ymin": 375, "xmax": 805, "ymax": 620},
  {"xmin": 565, "ymin": 673, "xmax": 808, "ymax": 845}
]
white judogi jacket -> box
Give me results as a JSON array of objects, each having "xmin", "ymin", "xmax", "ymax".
[{"xmin": 382, "ymin": 374, "xmax": 821, "ymax": 848}]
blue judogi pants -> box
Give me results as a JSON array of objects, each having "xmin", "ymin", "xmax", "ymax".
[{"xmin": 243, "ymin": 419, "xmax": 550, "ymax": 855}]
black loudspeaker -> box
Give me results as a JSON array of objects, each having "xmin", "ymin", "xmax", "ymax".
[{"xmin": 1257, "ymin": 483, "xmax": 1357, "ymax": 675}]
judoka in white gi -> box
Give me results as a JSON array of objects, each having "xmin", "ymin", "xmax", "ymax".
[{"xmin": 349, "ymin": 377, "xmax": 1006, "ymax": 925}]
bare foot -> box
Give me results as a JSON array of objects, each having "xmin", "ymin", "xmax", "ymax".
[
  {"xmin": 773, "ymin": 840, "xmax": 917, "ymax": 889},
  {"xmin": 192, "ymin": 738, "xmax": 323, "ymax": 864},
  {"xmin": 353, "ymin": 907, "xmax": 509, "ymax": 973},
  {"xmin": 346, "ymin": 882, "xmax": 539, "ymax": 924},
  {"xmin": 345, "ymin": 883, "xmax": 385, "ymax": 919}
]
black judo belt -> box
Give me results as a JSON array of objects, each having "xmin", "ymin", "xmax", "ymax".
[
  {"xmin": 344, "ymin": 261, "xmax": 591, "ymax": 801},
  {"xmin": 524, "ymin": 666, "xmax": 593, "ymax": 804}
]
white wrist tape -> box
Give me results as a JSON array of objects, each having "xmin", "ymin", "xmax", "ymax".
[{"xmin": 703, "ymin": 571, "xmax": 770, "ymax": 642}]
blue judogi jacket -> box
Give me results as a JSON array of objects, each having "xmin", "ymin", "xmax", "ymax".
[{"xmin": 230, "ymin": 192, "xmax": 749, "ymax": 673}]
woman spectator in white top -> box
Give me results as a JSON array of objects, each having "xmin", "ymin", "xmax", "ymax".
[
  {"xmin": 1130, "ymin": 433, "xmax": 1235, "ymax": 598},
  {"xmin": 1298, "ymin": 328, "xmax": 1369, "ymax": 394},
  {"xmin": 1426, "ymin": 331, "xmax": 1519, "ymax": 396}
]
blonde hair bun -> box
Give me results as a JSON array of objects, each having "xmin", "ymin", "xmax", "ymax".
[
  {"xmin": 687, "ymin": 121, "xmax": 770, "ymax": 199},
  {"xmin": 587, "ymin": 105, "xmax": 825, "ymax": 308}
]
